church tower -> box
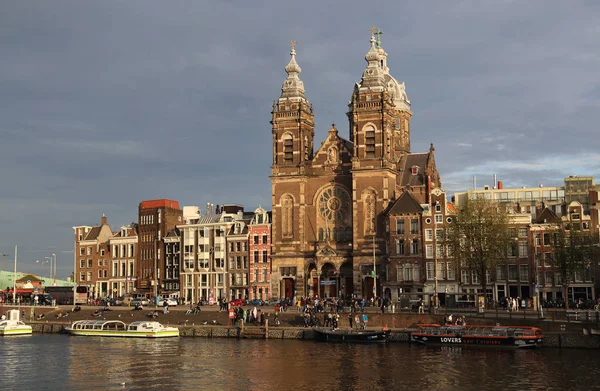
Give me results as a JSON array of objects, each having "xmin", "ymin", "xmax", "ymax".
[{"xmin": 271, "ymin": 41, "xmax": 315, "ymax": 172}]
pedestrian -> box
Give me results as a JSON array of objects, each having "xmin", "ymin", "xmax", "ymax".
[
  {"xmin": 354, "ymin": 314, "xmax": 360, "ymax": 330},
  {"xmin": 418, "ymin": 298, "xmax": 424, "ymax": 314},
  {"xmin": 361, "ymin": 313, "xmax": 368, "ymax": 330},
  {"xmin": 348, "ymin": 312, "xmax": 353, "ymax": 329},
  {"xmin": 162, "ymin": 300, "xmax": 169, "ymax": 314}
]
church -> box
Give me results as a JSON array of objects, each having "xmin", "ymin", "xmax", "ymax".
[{"xmin": 270, "ymin": 30, "xmax": 442, "ymax": 301}]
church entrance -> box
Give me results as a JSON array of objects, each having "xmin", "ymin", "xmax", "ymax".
[{"xmin": 282, "ymin": 278, "xmax": 295, "ymax": 300}]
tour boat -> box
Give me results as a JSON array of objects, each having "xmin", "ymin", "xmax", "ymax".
[
  {"xmin": 411, "ymin": 324, "xmax": 543, "ymax": 349},
  {"xmin": 65, "ymin": 320, "xmax": 179, "ymax": 338},
  {"xmin": 313, "ymin": 327, "xmax": 390, "ymax": 343},
  {"xmin": 0, "ymin": 310, "xmax": 32, "ymax": 336}
]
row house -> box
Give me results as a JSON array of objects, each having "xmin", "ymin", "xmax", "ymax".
[
  {"xmin": 531, "ymin": 202, "xmax": 595, "ymax": 303},
  {"xmin": 137, "ymin": 199, "xmax": 182, "ymax": 296},
  {"xmin": 108, "ymin": 224, "xmax": 138, "ymax": 297},
  {"xmin": 385, "ymin": 188, "xmax": 455, "ymax": 305},
  {"xmin": 163, "ymin": 228, "xmax": 181, "ymax": 296},
  {"xmin": 73, "ymin": 215, "xmax": 115, "ymax": 299},
  {"xmin": 227, "ymin": 218, "xmax": 250, "ymax": 300},
  {"xmin": 178, "ymin": 204, "xmax": 245, "ymax": 304},
  {"xmin": 248, "ymin": 207, "xmax": 272, "ymax": 301}
]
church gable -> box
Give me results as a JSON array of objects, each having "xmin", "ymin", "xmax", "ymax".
[
  {"xmin": 533, "ymin": 208, "xmax": 560, "ymax": 224},
  {"xmin": 311, "ymin": 125, "xmax": 353, "ymax": 172}
]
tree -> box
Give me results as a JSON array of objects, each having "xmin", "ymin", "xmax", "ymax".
[
  {"xmin": 446, "ymin": 197, "xmax": 513, "ymax": 302},
  {"xmin": 551, "ymin": 224, "xmax": 599, "ymax": 310}
]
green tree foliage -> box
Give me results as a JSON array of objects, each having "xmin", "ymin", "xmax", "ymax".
[
  {"xmin": 446, "ymin": 197, "xmax": 513, "ymax": 299},
  {"xmin": 551, "ymin": 224, "xmax": 599, "ymax": 309}
]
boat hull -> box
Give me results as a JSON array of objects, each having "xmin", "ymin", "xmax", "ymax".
[
  {"xmin": 411, "ymin": 334, "xmax": 542, "ymax": 349},
  {"xmin": 64, "ymin": 329, "xmax": 179, "ymax": 338},
  {"xmin": 313, "ymin": 327, "xmax": 390, "ymax": 343},
  {"xmin": 0, "ymin": 327, "xmax": 33, "ymax": 336}
]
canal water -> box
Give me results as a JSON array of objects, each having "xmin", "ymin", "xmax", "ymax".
[{"xmin": 1, "ymin": 335, "xmax": 598, "ymax": 390}]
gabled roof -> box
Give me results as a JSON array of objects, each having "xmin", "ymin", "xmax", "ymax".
[
  {"xmin": 165, "ymin": 228, "xmax": 180, "ymax": 238},
  {"xmin": 387, "ymin": 191, "xmax": 423, "ymax": 215},
  {"xmin": 399, "ymin": 153, "xmax": 429, "ymax": 187},
  {"xmin": 84, "ymin": 226, "xmax": 102, "ymax": 241},
  {"xmin": 533, "ymin": 208, "xmax": 560, "ymax": 224}
]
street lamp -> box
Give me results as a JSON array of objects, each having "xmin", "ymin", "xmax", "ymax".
[
  {"xmin": 44, "ymin": 256, "xmax": 53, "ymax": 282},
  {"xmin": 52, "ymin": 253, "xmax": 56, "ymax": 284}
]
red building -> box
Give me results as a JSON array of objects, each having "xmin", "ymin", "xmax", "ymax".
[{"xmin": 248, "ymin": 207, "xmax": 272, "ymax": 300}]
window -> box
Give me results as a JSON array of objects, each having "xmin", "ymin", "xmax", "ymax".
[
  {"xmin": 519, "ymin": 265, "xmax": 529, "ymax": 282},
  {"xmin": 447, "ymin": 263, "xmax": 455, "ymax": 280},
  {"xmin": 543, "ymin": 233, "xmax": 550, "ymax": 246},
  {"xmin": 262, "ymin": 235, "xmax": 268, "ymax": 244},
  {"xmin": 98, "ymin": 260, "xmax": 102, "ymax": 267},
  {"xmin": 262, "ymin": 251, "xmax": 268, "ymax": 263},
  {"xmin": 88, "ymin": 259, "xmax": 92, "ymax": 268},
  {"xmin": 396, "ymin": 239, "xmax": 405, "ymax": 255},
  {"xmin": 80, "ymin": 259, "xmax": 85, "ymax": 268},
  {"xmin": 435, "ymin": 204, "xmax": 442, "ymax": 212},
  {"xmin": 411, "ymin": 166, "xmax": 418, "ymax": 175},
  {"xmin": 253, "ymin": 235, "xmax": 259, "ymax": 244},
  {"xmin": 544, "ymin": 253, "xmax": 553, "ymax": 266},
  {"xmin": 435, "ymin": 214, "xmax": 443, "ymax": 223},
  {"xmin": 254, "ymin": 250, "xmax": 259, "ymax": 263},
  {"xmin": 283, "ymin": 134, "xmax": 293, "ymax": 162},
  {"xmin": 426, "ymin": 262, "xmax": 434, "ymax": 280},
  {"xmin": 425, "ymin": 229, "xmax": 433, "ymax": 241},
  {"xmin": 508, "ymin": 265, "xmax": 518, "ymax": 281},
  {"xmin": 229, "ymin": 257, "xmax": 235, "ymax": 270},
  {"xmin": 425, "ymin": 244, "xmax": 433, "ymax": 259},
  {"xmin": 263, "ymin": 269, "xmax": 268, "ymax": 282},
  {"xmin": 545, "ymin": 271, "xmax": 554, "ymax": 286},
  {"xmin": 518, "ymin": 228, "xmax": 527, "ymax": 238},
  {"xmin": 535, "ymin": 253, "xmax": 542, "ymax": 267},
  {"xmin": 87, "ymin": 247, "xmax": 92, "ymax": 256},
  {"xmin": 435, "ymin": 229, "xmax": 444, "ymax": 241},
  {"xmin": 404, "ymin": 264, "xmax": 413, "ymax": 281},
  {"xmin": 397, "ymin": 266, "xmax": 404, "ymax": 281},
  {"xmin": 411, "ymin": 239, "xmax": 419, "ymax": 255},
  {"xmin": 410, "ymin": 218, "xmax": 419, "ymax": 234},
  {"xmin": 98, "ymin": 270, "xmax": 102, "ymax": 279},
  {"xmin": 103, "ymin": 270, "xmax": 108, "ymax": 278},
  {"xmin": 254, "ymin": 269, "xmax": 259, "ymax": 283},
  {"xmin": 472, "ymin": 271, "xmax": 479, "ymax": 285},
  {"xmin": 518, "ymin": 242, "xmax": 528, "ymax": 258},
  {"xmin": 396, "ymin": 219, "xmax": 405, "ymax": 235},
  {"xmin": 438, "ymin": 262, "xmax": 446, "ymax": 279},
  {"xmin": 509, "ymin": 242, "xmax": 518, "ymax": 258},
  {"xmin": 80, "ymin": 248, "xmax": 85, "ymax": 256},
  {"xmin": 496, "ymin": 265, "xmax": 507, "ymax": 280},
  {"xmin": 461, "ymin": 270, "xmax": 469, "ymax": 284},
  {"xmin": 80, "ymin": 272, "xmax": 85, "ymax": 282},
  {"xmin": 365, "ymin": 128, "xmax": 375, "ymax": 158}
]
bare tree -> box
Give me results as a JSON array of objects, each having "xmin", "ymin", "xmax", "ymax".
[{"xmin": 446, "ymin": 197, "xmax": 513, "ymax": 302}]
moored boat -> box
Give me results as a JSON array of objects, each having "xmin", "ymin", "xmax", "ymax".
[
  {"xmin": 411, "ymin": 324, "xmax": 543, "ymax": 349},
  {"xmin": 65, "ymin": 320, "xmax": 179, "ymax": 338},
  {"xmin": 0, "ymin": 310, "xmax": 32, "ymax": 336},
  {"xmin": 313, "ymin": 327, "xmax": 390, "ymax": 343}
]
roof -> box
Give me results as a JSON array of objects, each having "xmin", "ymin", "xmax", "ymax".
[
  {"xmin": 140, "ymin": 199, "xmax": 180, "ymax": 209},
  {"xmin": 533, "ymin": 208, "xmax": 560, "ymax": 224},
  {"xmin": 387, "ymin": 191, "xmax": 423, "ymax": 215},
  {"xmin": 84, "ymin": 226, "xmax": 102, "ymax": 241},
  {"xmin": 400, "ymin": 153, "xmax": 429, "ymax": 187}
]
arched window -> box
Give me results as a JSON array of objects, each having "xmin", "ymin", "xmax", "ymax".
[
  {"xmin": 364, "ymin": 191, "xmax": 376, "ymax": 235},
  {"xmin": 281, "ymin": 195, "xmax": 294, "ymax": 238},
  {"xmin": 318, "ymin": 228, "xmax": 324, "ymax": 242},
  {"xmin": 283, "ymin": 134, "xmax": 293, "ymax": 163},
  {"xmin": 365, "ymin": 127, "xmax": 375, "ymax": 158}
]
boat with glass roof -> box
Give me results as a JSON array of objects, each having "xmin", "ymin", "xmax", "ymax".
[{"xmin": 65, "ymin": 320, "xmax": 179, "ymax": 338}]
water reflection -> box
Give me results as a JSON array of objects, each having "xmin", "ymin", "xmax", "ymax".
[{"xmin": 1, "ymin": 336, "xmax": 599, "ymax": 391}]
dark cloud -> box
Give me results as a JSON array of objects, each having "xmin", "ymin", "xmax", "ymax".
[{"xmin": 1, "ymin": 1, "xmax": 598, "ymax": 277}]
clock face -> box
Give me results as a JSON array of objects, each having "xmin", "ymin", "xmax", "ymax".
[{"xmin": 318, "ymin": 187, "xmax": 350, "ymax": 222}]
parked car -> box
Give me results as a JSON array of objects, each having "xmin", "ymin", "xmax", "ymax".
[
  {"xmin": 266, "ymin": 298, "xmax": 281, "ymax": 306},
  {"xmin": 114, "ymin": 296, "xmax": 126, "ymax": 306},
  {"xmin": 230, "ymin": 298, "xmax": 244, "ymax": 307},
  {"xmin": 161, "ymin": 298, "xmax": 178, "ymax": 306},
  {"xmin": 130, "ymin": 297, "xmax": 150, "ymax": 306},
  {"xmin": 247, "ymin": 299, "xmax": 265, "ymax": 306}
]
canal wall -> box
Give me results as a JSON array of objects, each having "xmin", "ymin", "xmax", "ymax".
[{"xmin": 28, "ymin": 322, "xmax": 600, "ymax": 348}]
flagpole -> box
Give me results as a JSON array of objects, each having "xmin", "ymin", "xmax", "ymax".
[{"xmin": 13, "ymin": 245, "xmax": 17, "ymax": 305}]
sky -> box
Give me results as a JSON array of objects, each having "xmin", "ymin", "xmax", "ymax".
[{"xmin": 1, "ymin": 1, "xmax": 599, "ymax": 278}]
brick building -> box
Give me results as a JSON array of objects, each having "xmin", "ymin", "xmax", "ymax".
[
  {"xmin": 137, "ymin": 199, "xmax": 182, "ymax": 297},
  {"xmin": 248, "ymin": 207, "xmax": 272, "ymax": 300},
  {"xmin": 270, "ymin": 32, "xmax": 441, "ymax": 300}
]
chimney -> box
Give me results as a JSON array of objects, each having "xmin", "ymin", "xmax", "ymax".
[
  {"xmin": 101, "ymin": 214, "xmax": 107, "ymax": 225},
  {"xmin": 498, "ymin": 181, "xmax": 503, "ymax": 190},
  {"xmin": 493, "ymin": 174, "xmax": 497, "ymax": 189}
]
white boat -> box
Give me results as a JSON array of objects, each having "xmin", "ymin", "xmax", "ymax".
[
  {"xmin": 0, "ymin": 310, "xmax": 33, "ymax": 336},
  {"xmin": 64, "ymin": 320, "xmax": 179, "ymax": 338}
]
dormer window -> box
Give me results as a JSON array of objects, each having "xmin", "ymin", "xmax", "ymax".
[{"xmin": 411, "ymin": 166, "xmax": 419, "ymax": 175}]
